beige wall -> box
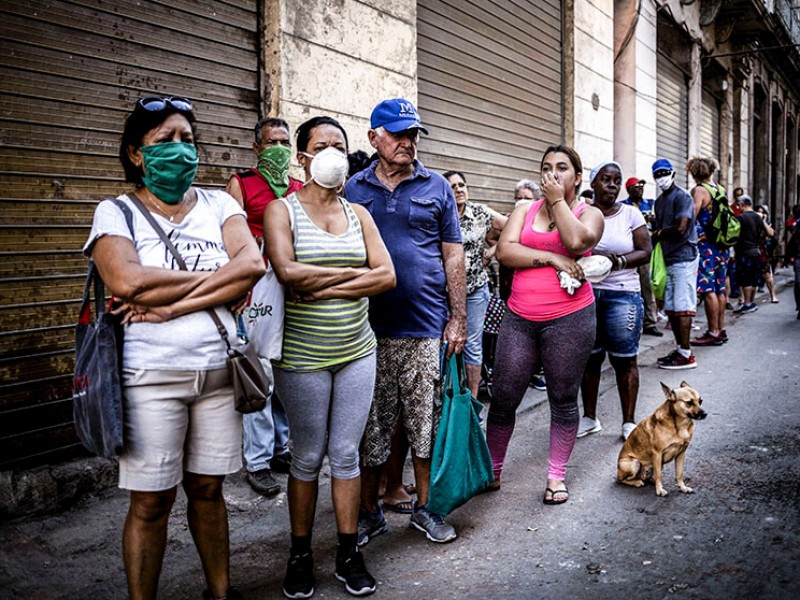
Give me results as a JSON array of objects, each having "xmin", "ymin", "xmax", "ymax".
[
  {"xmin": 264, "ymin": 0, "xmax": 418, "ymax": 172},
  {"xmin": 634, "ymin": 0, "xmax": 658, "ymax": 199},
  {"xmin": 571, "ymin": 0, "xmax": 615, "ymax": 186}
]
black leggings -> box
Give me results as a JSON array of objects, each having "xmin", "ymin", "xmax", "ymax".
[{"xmin": 486, "ymin": 304, "xmax": 596, "ymax": 480}]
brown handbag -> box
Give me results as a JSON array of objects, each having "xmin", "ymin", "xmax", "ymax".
[{"xmin": 127, "ymin": 193, "xmax": 269, "ymax": 413}]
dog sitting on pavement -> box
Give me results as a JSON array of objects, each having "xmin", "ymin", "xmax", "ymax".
[{"xmin": 617, "ymin": 381, "xmax": 707, "ymax": 496}]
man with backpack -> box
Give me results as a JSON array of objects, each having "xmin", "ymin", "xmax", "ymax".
[{"xmin": 687, "ymin": 157, "xmax": 739, "ymax": 347}]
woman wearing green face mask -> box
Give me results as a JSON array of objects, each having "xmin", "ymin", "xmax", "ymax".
[{"xmin": 83, "ymin": 97, "xmax": 265, "ymax": 600}]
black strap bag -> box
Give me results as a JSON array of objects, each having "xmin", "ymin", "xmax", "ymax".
[
  {"xmin": 126, "ymin": 192, "xmax": 270, "ymax": 414},
  {"xmin": 72, "ymin": 260, "xmax": 125, "ymax": 457}
]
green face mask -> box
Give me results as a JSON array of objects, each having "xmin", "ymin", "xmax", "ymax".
[
  {"xmin": 257, "ymin": 144, "xmax": 292, "ymax": 198},
  {"xmin": 140, "ymin": 142, "xmax": 199, "ymax": 205}
]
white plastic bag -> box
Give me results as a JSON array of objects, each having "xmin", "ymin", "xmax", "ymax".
[{"xmin": 244, "ymin": 263, "xmax": 285, "ymax": 361}]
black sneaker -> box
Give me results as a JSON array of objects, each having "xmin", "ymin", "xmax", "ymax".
[
  {"xmin": 335, "ymin": 548, "xmax": 376, "ymax": 596},
  {"xmin": 283, "ymin": 551, "xmax": 315, "ymax": 599},
  {"xmin": 271, "ymin": 451, "xmax": 293, "ymax": 474},
  {"xmin": 245, "ymin": 468, "xmax": 281, "ymax": 497}
]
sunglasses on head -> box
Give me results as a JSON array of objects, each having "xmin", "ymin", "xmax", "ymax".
[{"xmin": 136, "ymin": 96, "xmax": 193, "ymax": 113}]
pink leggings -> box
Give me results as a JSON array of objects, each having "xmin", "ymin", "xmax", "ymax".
[{"xmin": 486, "ymin": 304, "xmax": 595, "ymax": 480}]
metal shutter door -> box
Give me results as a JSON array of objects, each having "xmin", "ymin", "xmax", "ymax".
[
  {"xmin": 417, "ymin": 0, "xmax": 563, "ymax": 213},
  {"xmin": 0, "ymin": 0, "xmax": 260, "ymax": 469},
  {"xmin": 700, "ymin": 89, "xmax": 721, "ymax": 167},
  {"xmin": 656, "ymin": 53, "xmax": 689, "ymax": 188}
]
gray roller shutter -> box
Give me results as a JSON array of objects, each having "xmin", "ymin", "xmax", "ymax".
[
  {"xmin": 700, "ymin": 88, "xmax": 721, "ymax": 168},
  {"xmin": 0, "ymin": 0, "xmax": 260, "ymax": 469},
  {"xmin": 416, "ymin": 0, "xmax": 563, "ymax": 213},
  {"xmin": 656, "ymin": 52, "xmax": 689, "ymax": 188}
]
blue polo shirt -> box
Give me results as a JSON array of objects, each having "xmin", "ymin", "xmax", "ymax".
[{"xmin": 344, "ymin": 160, "xmax": 462, "ymax": 338}]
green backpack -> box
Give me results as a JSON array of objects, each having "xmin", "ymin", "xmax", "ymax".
[{"xmin": 700, "ymin": 182, "xmax": 741, "ymax": 249}]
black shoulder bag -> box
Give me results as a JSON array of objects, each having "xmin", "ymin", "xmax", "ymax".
[
  {"xmin": 72, "ymin": 199, "xmax": 133, "ymax": 457},
  {"xmin": 126, "ymin": 193, "xmax": 269, "ymax": 414}
]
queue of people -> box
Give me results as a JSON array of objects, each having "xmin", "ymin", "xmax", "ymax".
[{"xmin": 84, "ymin": 95, "xmax": 791, "ymax": 600}]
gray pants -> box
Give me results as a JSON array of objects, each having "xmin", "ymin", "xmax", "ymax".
[
  {"xmin": 638, "ymin": 262, "xmax": 659, "ymax": 329},
  {"xmin": 274, "ymin": 352, "xmax": 376, "ymax": 482}
]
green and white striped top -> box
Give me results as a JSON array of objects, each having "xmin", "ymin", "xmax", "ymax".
[{"xmin": 274, "ymin": 192, "xmax": 376, "ymax": 371}]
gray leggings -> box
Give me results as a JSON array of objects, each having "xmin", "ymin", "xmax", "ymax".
[{"xmin": 274, "ymin": 351, "xmax": 376, "ymax": 481}]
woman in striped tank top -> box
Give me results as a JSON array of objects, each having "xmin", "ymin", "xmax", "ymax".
[{"xmin": 264, "ymin": 116, "xmax": 395, "ymax": 599}]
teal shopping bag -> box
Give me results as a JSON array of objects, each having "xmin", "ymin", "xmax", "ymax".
[{"xmin": 428, "ymin": 350, "xmax": 494, "ymax": 516}]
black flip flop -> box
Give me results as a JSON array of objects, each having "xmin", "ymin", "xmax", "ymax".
[
  {"xmin": 543, "ymin": 486, "xmax": 569, "ymax": 505},
  {"xmin": 382, "ymin": 500, "xmax": 414, "ymax": 514}
]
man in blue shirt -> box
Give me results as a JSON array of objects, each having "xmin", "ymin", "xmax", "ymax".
[
  {"xmin": 651, "ymin": 159, "xmax": 699, "ymax": 369},
  {"xmin": 345, "ymin": 98, "xmax": 466, "ymax": 544},
  {"xmin": 623, "ymin": 176, "xmax": 661, "ymax": 337}
]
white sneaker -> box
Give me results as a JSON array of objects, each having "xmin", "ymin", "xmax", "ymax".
[
  {"xmin": 621, "ymin": 422, "xmax": 636, "ymax": 440},
  {"xmin": 577, "ymin": 416, "xmax": 602, "ymax": 438}
]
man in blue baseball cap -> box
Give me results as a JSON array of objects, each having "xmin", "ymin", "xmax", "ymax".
[
  {"xmin": 345, "ymin": 98, "xmax": 465, "ymax": 545},
  {"xmin": 650, "ymin": 157, "xmax": 699, "ymax": 370},
  {"xmin": 370, "ymin": 98, "xmax": 430, "ymax": 135}
]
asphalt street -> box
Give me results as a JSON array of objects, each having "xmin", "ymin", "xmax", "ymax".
[{"xmin": 1, "ymin": 271, "xmax": 798, "ymax": 599}]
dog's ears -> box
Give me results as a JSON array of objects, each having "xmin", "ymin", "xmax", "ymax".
[
  {"xmin": 679, "ymin": 380, "xmax": 691, "ymax": 388},
  {"xmin": 660, "ymin": 381, "xmax": 674, "ymax": 399}
]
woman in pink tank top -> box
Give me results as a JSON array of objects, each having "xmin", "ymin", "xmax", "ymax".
[{"xmin": 485, "ymin": 145, "xmax": 604, "ymax": 505}]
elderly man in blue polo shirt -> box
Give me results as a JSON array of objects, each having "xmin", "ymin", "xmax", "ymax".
[{"xmin": 345, "ymin": 98, "xmax": 467, "ymax": 544}]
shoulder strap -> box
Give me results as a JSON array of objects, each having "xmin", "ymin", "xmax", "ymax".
[
  {"xmin": 108, "ymin": 197, "xmax": 134, "ymax": 240},
  {"xmin": 125, "ymin": 192, "xmax": 233, "ymax": 351}
]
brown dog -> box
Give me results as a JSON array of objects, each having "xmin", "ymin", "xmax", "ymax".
[{"xmin": 617, "ymin": 381, "xmax": 706, "ymax": 496}]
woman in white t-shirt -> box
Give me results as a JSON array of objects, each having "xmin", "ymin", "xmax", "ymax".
[
  {"xmin": 577, "ymin": 162, "xmax": 652, "ymax": 441},
  {"xmin": 83, "ymin": 97, "xmax": 264, "ymax": 600}
]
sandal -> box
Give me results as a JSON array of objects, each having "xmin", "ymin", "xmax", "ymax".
[
  {"xmin": 382, "ymin": 499, "xmax": 414, "ymax": 514},
  {"xmin": 543, "ymin": 486, "xmax": 569, "ymax": 505}
]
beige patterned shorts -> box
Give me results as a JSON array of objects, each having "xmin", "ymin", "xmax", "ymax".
[{"xmin": 360, "ymin": 338, "xmax": 442, "ymax": 467}]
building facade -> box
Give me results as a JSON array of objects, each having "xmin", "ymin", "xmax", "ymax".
[{"xmin": 1, "ymin": 0, "xmax": 799, "ymax": 470}]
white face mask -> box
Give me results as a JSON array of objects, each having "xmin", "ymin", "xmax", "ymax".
[
  {"xmin": 655, "ymin": 173, "xmax": 675, "ymax": 191},
  {"xmin": 303, "ymin": 147, "xmax": 349, "ymax": 189}
]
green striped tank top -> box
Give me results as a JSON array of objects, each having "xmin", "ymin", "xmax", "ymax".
[{"xmin": 275, "ymin": 192, "xmax": 376, "ymax": 371}]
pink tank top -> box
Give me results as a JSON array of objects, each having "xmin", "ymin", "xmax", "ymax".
[{"xmin": 507, "ymin": 199, "xmax": 595, "ymax": 322}]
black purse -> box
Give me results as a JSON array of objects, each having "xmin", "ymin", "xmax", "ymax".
[
  {"xmin": 72, "ymin": 199, "xmax": 133, "ymax": 457},
  {"xmin": 126, "ymin": 193, "xmax": 269, "ymax": 414},
  {"xmin": 72, "ymin": 261, "xmax": 125, "ymax": 457}
]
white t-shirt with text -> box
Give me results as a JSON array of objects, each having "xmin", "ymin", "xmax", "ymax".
[{"xmin": 83, "ymin": 188, "xmax": 246, "ymax": 370}]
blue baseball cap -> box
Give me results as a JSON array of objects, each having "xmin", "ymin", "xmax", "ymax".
[
  {"xmin": 652, "ymin": 158, "xmax": 673, "ymax": 173},
  {"xmin": 370, "ymin": 98, "xmax": 429, "ymax": 135}
]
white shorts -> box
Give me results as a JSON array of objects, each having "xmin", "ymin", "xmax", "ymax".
[{"xmin": 119, "ymin": 368, "xmax": 242, "ymax": 491}]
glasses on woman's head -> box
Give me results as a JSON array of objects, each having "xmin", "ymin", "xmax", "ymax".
[
  {"xmin": 451, "ymin": 181, "xmax": 467, "ymax": 190},
  {"xmin": 136, "ymin": 96, "xmax": 193, "ymax": 113}
]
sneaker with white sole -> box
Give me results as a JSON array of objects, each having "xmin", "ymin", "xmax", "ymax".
[
  {"xmin": 335, "ymin": 548, "xmax": 376, "ymax": 596},
  {"xmin": 658, "ymin": 352, "xmax": 697, "ymax": 370},
  {"xmin": 577, "ymin": 416, "xmax": 602, "ymax": 438},
  {"xmin": 282, "ymin": 551, "xmax": 314, "ymax": 599},
  {"xmin": 357, "ymin": 507, "xmax": 388, "ymax": 547},
  {"xmin": 409, "ymin": 503, "xmax": 457, "ymax": 543},
  {"xmin": 621, "ymin": 422, "xmax": 636, "ymax": 440}
]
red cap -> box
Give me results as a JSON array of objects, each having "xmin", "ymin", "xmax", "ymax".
[{"xmin": 625, "ymin": 177, "xmax": 645, "ymax": 189}]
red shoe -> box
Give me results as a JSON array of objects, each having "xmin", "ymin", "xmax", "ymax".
[
  {"xmin": 658, "ymin": 353, "xmax": 697, "ymax": 370},
  {"xmin": 691, "ymin": 331, "xmax": 724, "ymax": 347},
  {"xmin": 719, "ymin": 329, "xmax": 728, "ymax": 343}
]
